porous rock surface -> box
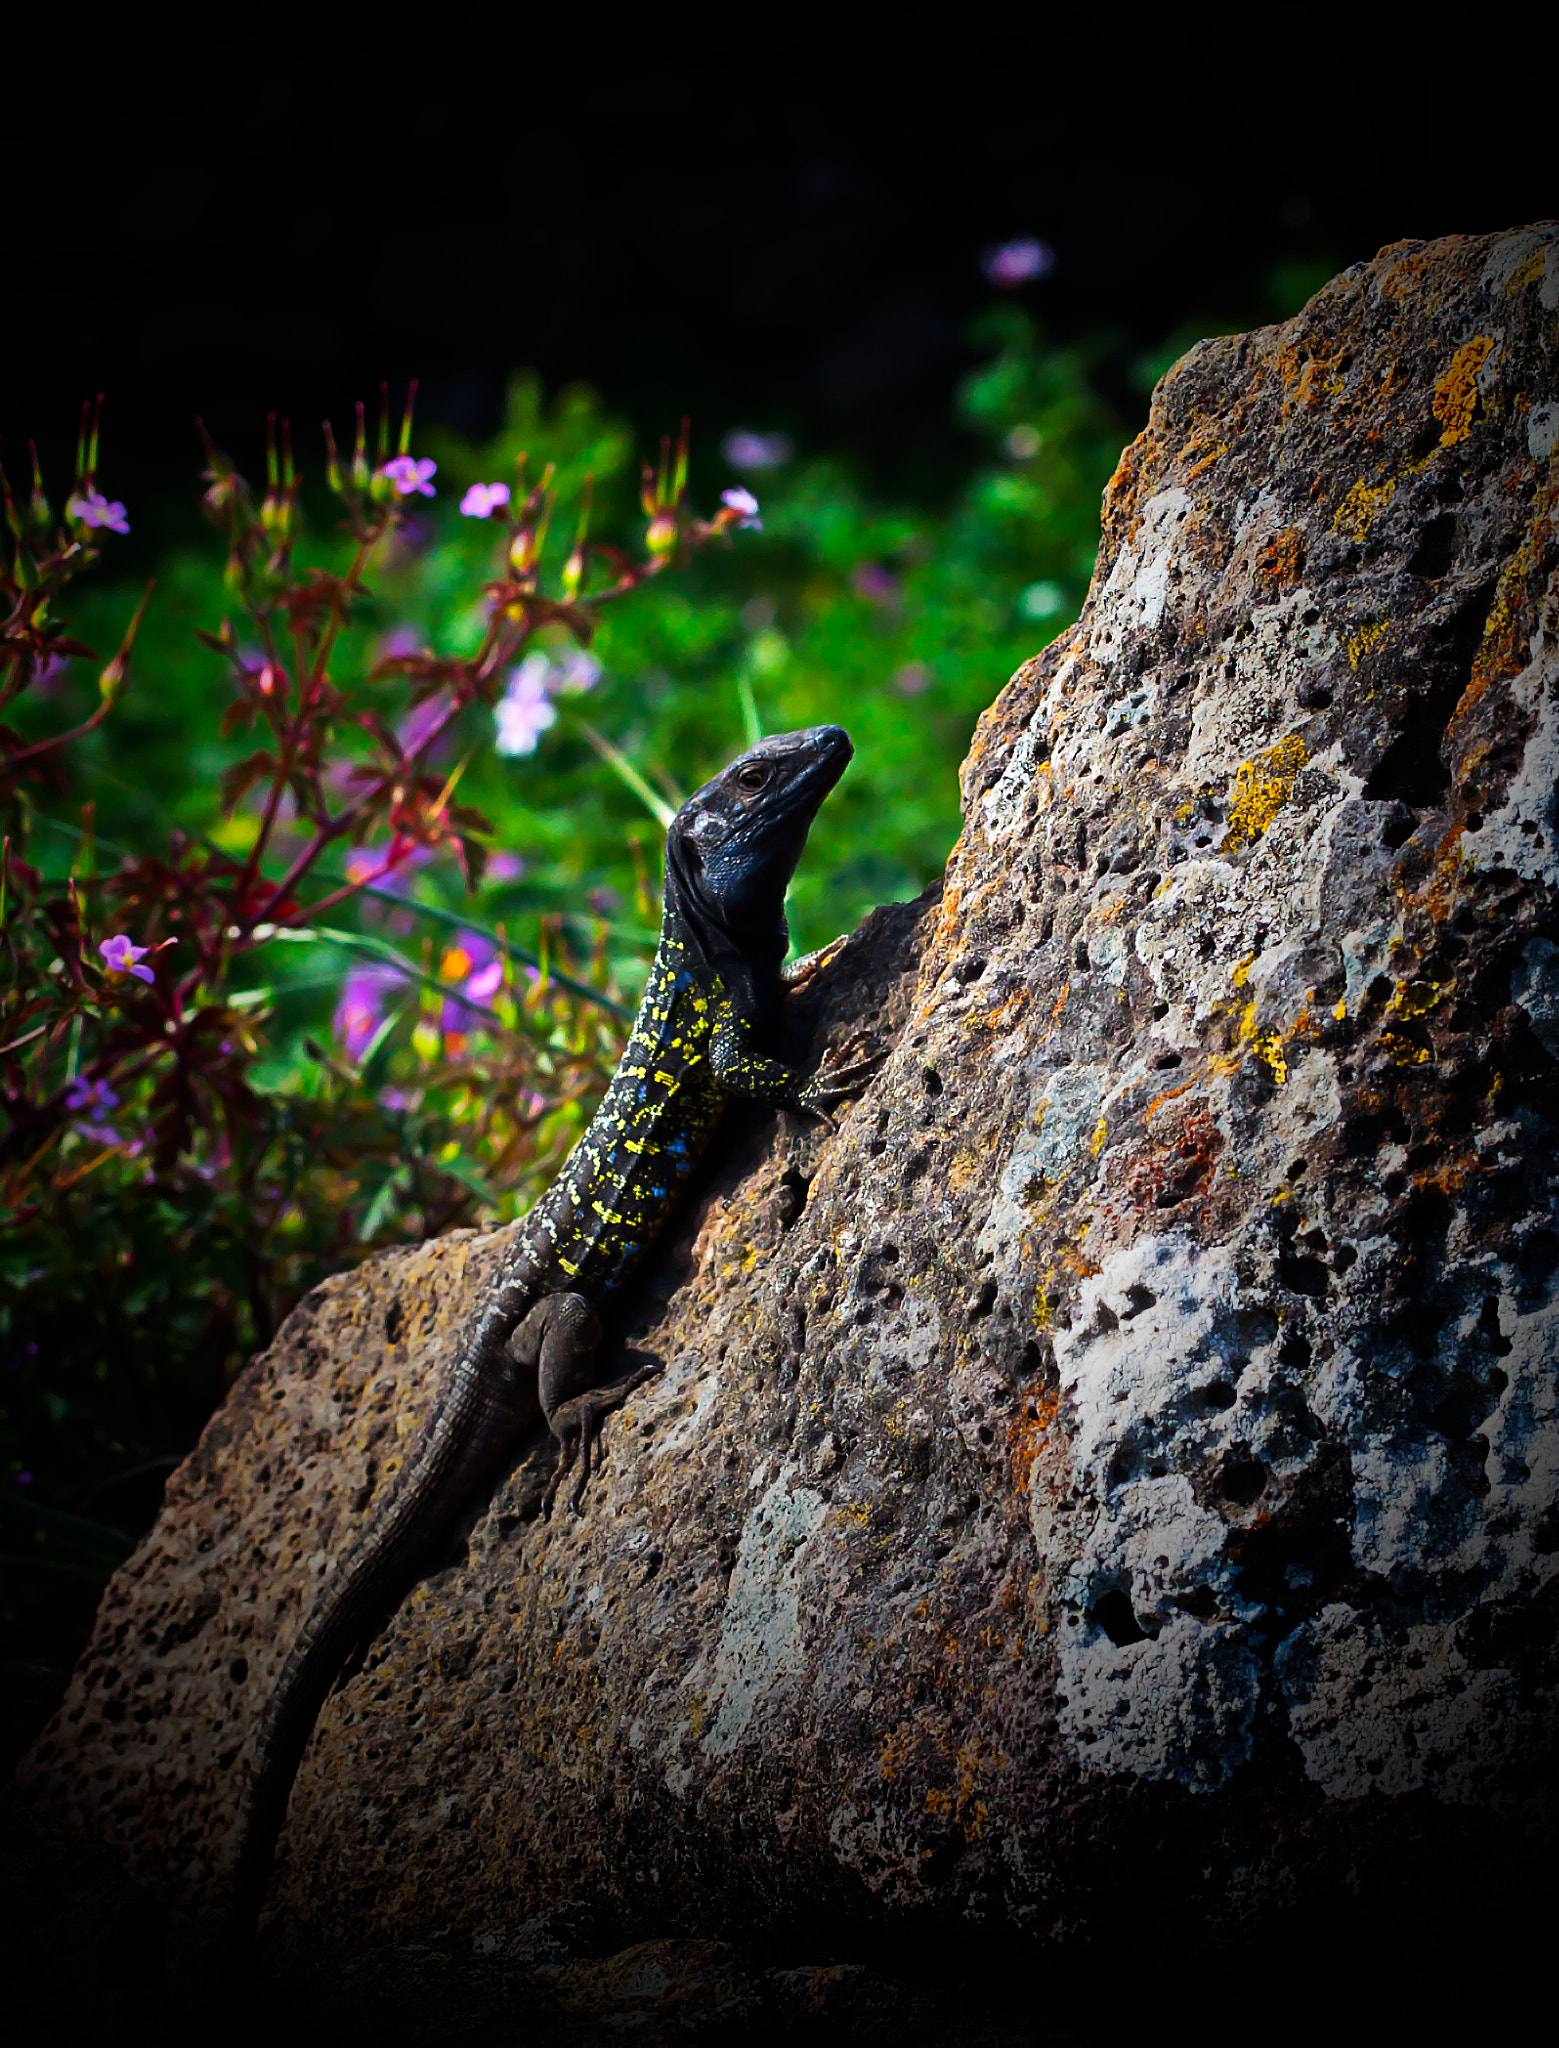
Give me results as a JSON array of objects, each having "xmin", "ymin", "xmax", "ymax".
[{"xmin": 21, "ymin": 226, "xmax": 1559, "ymax": 1994}]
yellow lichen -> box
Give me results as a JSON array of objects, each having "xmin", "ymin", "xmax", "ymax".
[
  {"xmin": 1346, "ymin": 620, "xmax": 1388, "ymax": 668},
  {"xmin": 1231, "ymin": 953, "xmax": 1256, "ymax": 989},
  {"xmin": 1382, "ymin": 1030, "xmax": 1432, "ymax": 1068},
  {"xmin": 1389, "ymin": 978, "xmax": 1442, "ymax": 1020},
  {"xmin": 1222, "ymin": 734, "xmax": 1309, "ymax": 851},
  {"xmin": 1332, "ymin": 473, "xmax": 1399, "ymax": 540},
  {"xmin": 1333, "ymin": 998, "xmax": 1347, "ymax": 1022},
  {"xmin": 1089, "ymin": 1117, "xmax": 1108, "ymax": 1157},
  {"xmin": 1433, "ymin": 335, "xmax": 1497, "ymax": 446},
  {"xmin": 1255, "ymin": 1031, "xmax": 1288, "ymax": 1084},
  {"xmin": 1505, "ymin": 245, "xmax": 1547, "ymax": 295}
]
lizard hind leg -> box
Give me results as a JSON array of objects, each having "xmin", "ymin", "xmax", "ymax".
[{"xmin": 510, "ymin": 1291, "xmax": 605, "ymax": 1517}]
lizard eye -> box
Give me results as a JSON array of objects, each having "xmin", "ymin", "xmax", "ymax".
[{"xmin": 736, "ymin": 763, "xmax": 769, "ymax": 791}]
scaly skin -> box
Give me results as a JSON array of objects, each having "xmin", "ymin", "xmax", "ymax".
[{"xmin": 226, "ymin": 724, "xmax": 877, "ymax": 1968}]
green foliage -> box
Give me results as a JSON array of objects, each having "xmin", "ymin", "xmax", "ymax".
[{"xmin": 0, "ymin": 312, "xmax": 1125, "ymax": 1554}]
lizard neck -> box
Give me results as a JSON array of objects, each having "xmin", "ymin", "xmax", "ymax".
[{"xmin": 661, "ymin": 862, "xmax": 786, "ymax": 1036}]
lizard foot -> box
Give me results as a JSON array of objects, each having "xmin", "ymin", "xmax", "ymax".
[
  {"xmin": 795, "ymin": 1033, "xmax": 888, "ymax": 1125},
  {"xmin": 543, "ymin": 1363, "xmax": 661, "ymax": 1518}
]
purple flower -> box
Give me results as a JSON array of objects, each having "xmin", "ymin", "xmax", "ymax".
[
  {"xmin": 981, "ymin": 238, "xmax": 1055, "ymax": 288},
  {"xmin": 721, "ymin": 487, "xmax": 762, "ymax": 530},
  {"xmin": 466, "ymin": 959, "xmax": 504, "ymax": 1002},
  {"xmin": 494, "ymin": 653, "xmax": 557, "ymax": 757},
  {"xmin": 334, "ymin": 962, "xmax": 407, "ymax": 1060},
  {"xmin": 345, "ymin": 842, "xmax": 430, "ymax": 893},
  {"xmin": 382, "ymin": 456, "xmax": 438, "ymax": 498},
  {"xmin": 721, "ymin": 430, "xmax": 793, "ymax": 472},
  {"xmin": 67, "ymin": 489, "xmax": 130, "ymax": 534},
  {"xmin": 552, "ymin": 649, "xmax": 601, "ymax": 695},
  {"xmin": 486, "ymin": 850, "xmax": 525, "ymax": 883},
  {"xmin": 438, "ymin": 931, "xmax": 500, "ymax": 1036},
  {"xmin": 98, "ymin": 935, "xmax": 155, "ymax": 982},
  {"xmin": 852, "ymin": 563, "xmax": 901, "ymax": 608},
  {"xmin": 397, "ymin": 690, "xmax": 452, "ymax": 760},
  {"xmin": 65, "ymin": 1077, "xmax": 121, "ymax": 1121},
  {"xmin": 460, "ymin": 480, "xmax": 511, "ymax": 518},
  {"xmin": 892, "ymin": 661, "xmax": 933, "ymax": 697}
]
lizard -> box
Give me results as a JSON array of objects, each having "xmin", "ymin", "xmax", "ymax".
[{"xmin": 224, "ymin": 721, "xmax": 877, "ymax": 1968}]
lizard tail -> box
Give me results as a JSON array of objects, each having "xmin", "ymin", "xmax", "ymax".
[{"xmin": 222, "ymin": 1285, "xmax": 538, "ymax": 1976}]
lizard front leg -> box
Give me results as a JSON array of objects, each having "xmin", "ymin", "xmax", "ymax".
[
  {"xmin": 509, "ymin": 1293, "xmax": 658, "ymax": 1516},
  {"xmin": 709, "ymin": 999, "xmax": 883, "ymax": 1125}
]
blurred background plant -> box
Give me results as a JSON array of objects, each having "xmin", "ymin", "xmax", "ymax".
[{"xmin": 0, "ymin": 259, "xmax": 1320, "ymax": 1736}]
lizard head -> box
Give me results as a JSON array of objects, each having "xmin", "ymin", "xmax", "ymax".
[{"xmin": 664, "ymin": 726, "xmax": 852, "ymax": 991}]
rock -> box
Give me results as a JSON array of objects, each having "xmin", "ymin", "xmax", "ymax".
[{"xmin": 18, "ymin": 225, "xmax": 1559, "ymax": 2007}]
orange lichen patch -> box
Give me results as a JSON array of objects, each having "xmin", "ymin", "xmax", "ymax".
[
  {"xmin": 1144, "ymin": 1074, "xmax": 1198, "ymax": 1122},
  {"xmin": 970, "ymin": 986, "xmax": 1031, "ymax": 1036},
  {"xmin": 924, "ymin": 1739, "xmax": 1003, "ymax": 1844},
  {"xmin": 1433, "ymin": 335, "xmax": 1498, "ymax": 445},
  {"xmin": 1222, "ymin": 734, "xmax": 1308, "ymax": 851},
  {"xmin": 1122, "ymin": 1103, "xmax": 1223, "ymax": 1215},
  {"xmin": 1346, "ymin": 620, "xmax": 1388, "ymax": 668},
  {"xmin": 1256, "ymin": 527, "xmax": 1306, "ymax": 584},
  {"xmin": 878, "ymin": 1721, "xmax": 919, "ymax": 1783},
  {"xmin": 1181, "ymin": 436, "xmax": 1230, "ymax": 483},
  {"xmin": 947, "ymin": 1148, "xmax": 987, "ymax": 1193},
  {"xmin": 1007, "ymin": 1391, "xmax": 1058, "ymax": 1497}
]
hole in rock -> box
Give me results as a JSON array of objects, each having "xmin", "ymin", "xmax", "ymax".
[
  {"xmin": 1362, "ymin": 580, "xmax": 1499, "ymax": 807},
  {"xmin": 1091, "ymin": 1588, "xmax": 1153, "ymax": 1646},
  {"xmin": 1219, "ymin": 1454, "xmax": 1269, "ymax": 1507}
]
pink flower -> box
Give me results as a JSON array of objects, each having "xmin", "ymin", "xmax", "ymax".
[
  {"xmin": 460, "ymin": 481, "xmax": 511, "ymax": 518},
  {"xmin": 486, "ymin": 851, "xmax": 525, "ymax": 883},
  {"xmin": 382, "ymin": 456, "xmax": 437, "ymax": 498},
  {"xmin": 981, "ymin": 238, "xmax": 1055, "ymax": 288},
  {"xmin": 67, "ymin": 490, "xmax": 130, "ymax": 534},
  {"xmin": 494, "ymin": 653, "xmax": 557, "ymax": 757},
  {"xmin": 721, "ymin": 487, "xmax": 762, "ymax": 530},
  {"xmin": 98, "ymin": 935, "xmax": 155, "ymax": 982},
  {"xmin": 466, "ymin": 959, "xmax": 504, "ymax": 1002}
]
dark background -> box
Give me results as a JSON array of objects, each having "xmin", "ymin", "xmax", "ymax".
[{"xmin": 6, "ymin": 11, "xmax": 1555, "ymax": 529}]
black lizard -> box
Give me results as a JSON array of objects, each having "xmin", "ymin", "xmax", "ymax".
[{"xmin": 225, "ymin": 722, "xmax": 875, "ymax": 1965}]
